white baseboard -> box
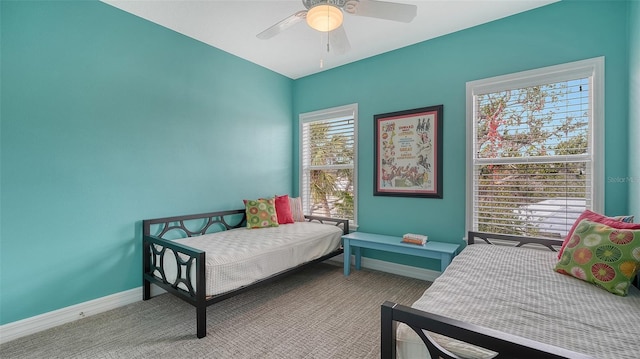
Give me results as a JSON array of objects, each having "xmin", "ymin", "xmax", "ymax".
[
  {"xmin": 0, "ymin": 287, "xmax": 143, "ymax": 344},
  {"xmin": 1, "ymin": 256, "xmax": 434, "ymax": 344},
  {"xmin": 328, "ymin": 253, "xmax": 441, "ymax": 282}
]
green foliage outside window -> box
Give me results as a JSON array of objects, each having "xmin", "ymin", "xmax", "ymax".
[{"xmin": 308, "ymin": 120, "xmax": 355, "ymax": 220}]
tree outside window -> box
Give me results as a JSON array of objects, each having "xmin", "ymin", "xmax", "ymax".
[
  {"xmin": 467, "ymin": 58, "xmax": 604, "ymax": 238},
  {"xmin": 300, "ymin": 104, "xmax": 357, "ymax": 224}
]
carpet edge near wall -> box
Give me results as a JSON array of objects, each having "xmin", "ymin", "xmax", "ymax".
[
  {"xmin": 1, "ymin": 262, "xmax": 430, "ymax": 359},
  {"xmin": 0, "ymin": 288, "xmax": 142, "ymax": 344},
  {"xmin": 0, "ymin": 257, "xmax": 438, "ymax": 344}
]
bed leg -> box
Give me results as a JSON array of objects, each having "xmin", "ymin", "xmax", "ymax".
[
  {"xmin": 143, "ymin": 280, "xmax": 151, "ymax": 301},
  {"xmin": 196, "ymin": 304, "xmax": 206, "ymax": 338},
  {"xmin": 142, "ymin": 235, "xmax": 152, "ymax": 301},
  {"xmin": 381, "ymin": 301, "xmax": 398, "ymax": 359}
]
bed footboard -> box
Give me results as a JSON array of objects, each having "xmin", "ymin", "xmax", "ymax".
[
  {"xmin": 142, "ymin": 209, "xmax": 246, "ymax": 300},
  {"xmin": 381, "ymin": 301, "xmax": 593, "ymax": 359},
  {"xmin": 142, "ymin": 209, "xmax": 246, "ymax": 338},
  {"xmin": 142, "ymin": 234, "xmax": 208, "ymax": 337}
]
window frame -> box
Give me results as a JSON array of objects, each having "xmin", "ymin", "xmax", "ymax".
[
  {"xmin": 299, "ymin": 103, "xmax": 358, "ymax": 226},
  {"xmin": 465, "ymin": 57, "xmax": 605, "ymax": 237}
]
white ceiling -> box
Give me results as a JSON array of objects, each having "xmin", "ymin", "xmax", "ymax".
[{"xmin": 101, "ymin": 0, "xmax": 558, "ymax": 79}]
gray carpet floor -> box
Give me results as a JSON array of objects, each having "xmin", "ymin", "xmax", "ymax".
[{"xmin": 0, "ymin": 262, "xmax": 430, "ymax": 358}]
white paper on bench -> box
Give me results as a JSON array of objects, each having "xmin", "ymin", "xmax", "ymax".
[
  {"xmin": 156, "ymin": 222, "xmax": 342, "ymax": 296},
  {"xmin": 397, "ymin": 244, "xmax": 640, "ymax": 359}
]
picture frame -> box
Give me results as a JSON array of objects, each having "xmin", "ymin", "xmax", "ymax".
[{"xmin": 374, "ymin": 105, "xmax": 443, "ymax": 198}]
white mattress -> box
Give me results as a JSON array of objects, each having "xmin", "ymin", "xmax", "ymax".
[
  {"xmin": 397, "ymin": 244, "xmax": 640, "ymax": 359},
  {"xmin": 154, "ymin": 222, "xmax": 342, "ymax": 296}
]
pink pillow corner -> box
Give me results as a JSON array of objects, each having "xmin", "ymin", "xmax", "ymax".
[
  {"xmin": 289, "ymin": 196, "xmax": 306, "ymax": 222},
  {"xmin": 274, "ymin": 194, "xmax": 294, "ymax": 224},
  {"xmin": 557, "ymin": 210, "xmax": 640, "ymax": 259}
]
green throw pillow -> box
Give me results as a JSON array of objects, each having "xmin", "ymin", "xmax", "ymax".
[
  {"xmin": 243, "ymin": 198, "xmax": 279, "ymax": 229},
  {"xmin": 555, "ymin": 219, "xmax": 640, "ymax": 296}
]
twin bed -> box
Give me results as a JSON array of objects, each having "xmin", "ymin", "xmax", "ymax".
[
  {"xmin": 382, "ymin": 231, "xmax": 640, "ymax": 359},
  {"xmin": 142, "ymin": 209, "xmax": 348, "ymax": 338}
]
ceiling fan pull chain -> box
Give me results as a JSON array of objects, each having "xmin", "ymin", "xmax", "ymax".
[
  {"xmin": 326, "ymin": 5, "xmax": 330, "ymax": 53},
  {"xmin": 326, "ymin": 29, "xmax": 331, "ymax": 53}
]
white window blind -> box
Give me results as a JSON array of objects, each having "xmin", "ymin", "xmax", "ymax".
[
  {"xmin": 300, "ymin": 104, "xmax": 358, "ymax": 223},
  {"xmin": 466, "ymin": 58, "xmax": 604, "ymax": 239}
]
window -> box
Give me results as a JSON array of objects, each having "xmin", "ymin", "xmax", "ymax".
[
  {"xmin": 299, "ymin": 104, "xmax": 357, "ymax": 225},
  {"xmin": 466, "ymin": 58, "xmax": 604, "ymax": 238}
]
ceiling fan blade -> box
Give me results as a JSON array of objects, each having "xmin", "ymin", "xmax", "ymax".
[
  {"xmin": 345, "ymin": 0, "xmax": 417, "ymax": 23},
  {"xmin": 328, "ymin": 25, "xmax": 351, "ymax": 55},
  {"xmin": 257, "ymin": 10, "xmax": 307, "ymax": 39}
]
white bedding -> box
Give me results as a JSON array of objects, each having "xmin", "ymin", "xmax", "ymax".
[
  {"xmin": 154, "ymin": 222, "xmax": 342, "ymax": 296},
  {"xmin": 397, "ymin": 244, "xmax": 640, "ymax": 359}
]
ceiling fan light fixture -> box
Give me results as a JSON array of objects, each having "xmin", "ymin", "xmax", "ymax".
[{"xmin": 306, "ymin": 4, "xmax": 343, "ymax": 32}]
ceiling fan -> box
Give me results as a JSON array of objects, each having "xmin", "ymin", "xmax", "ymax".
[{"xmin": 256, "ymin": 0, "xmax": 417, "ymax": 55}]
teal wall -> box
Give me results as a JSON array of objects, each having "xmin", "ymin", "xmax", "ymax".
[
  {"xmin": 293, "ymin": 0, "xmax": 632, "ymax": 268},
  {"xmin": 629, "ymin": 1, "xmax": 640, "ymax": 218},
  {"xmin": 1, "ymin": 0, "xmax": 635, "ymax": 326},
  {"xmin": 0, "ymin": 1, "xmax": 293, "ymax": 324}
]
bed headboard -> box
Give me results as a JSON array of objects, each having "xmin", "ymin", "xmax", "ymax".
[
  {"xmin": 143, "ymin": 209, "xmax": 247, "ymax": 239},
  {"xmin": 468, "ymin": 231, "xmax": 564, "ymax": 251},
  {"xmin": 143, "ymin": 210, "xmax": 350, "ymax": 240}
]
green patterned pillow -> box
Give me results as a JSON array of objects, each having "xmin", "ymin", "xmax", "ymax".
[
  {"xmin": 243, "ymin": 198, "xmax": 279, "ymax": 229},
  {"xmin": 555, "ymin": 219, "xmax": 640, "ymax": 296}
]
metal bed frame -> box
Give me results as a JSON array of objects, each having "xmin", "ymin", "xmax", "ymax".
[{"xmin": 142, "ymin": 209, "xmax": 348, "ymax": 338}]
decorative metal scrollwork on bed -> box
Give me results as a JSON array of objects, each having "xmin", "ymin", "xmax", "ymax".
[
  {"xmin": 148, "ymin": 242, "xmax": 198, "ymax": 297},
  {"xmin": 150, "ymin": 209, "xmax": 246, "ymax": 238}
]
